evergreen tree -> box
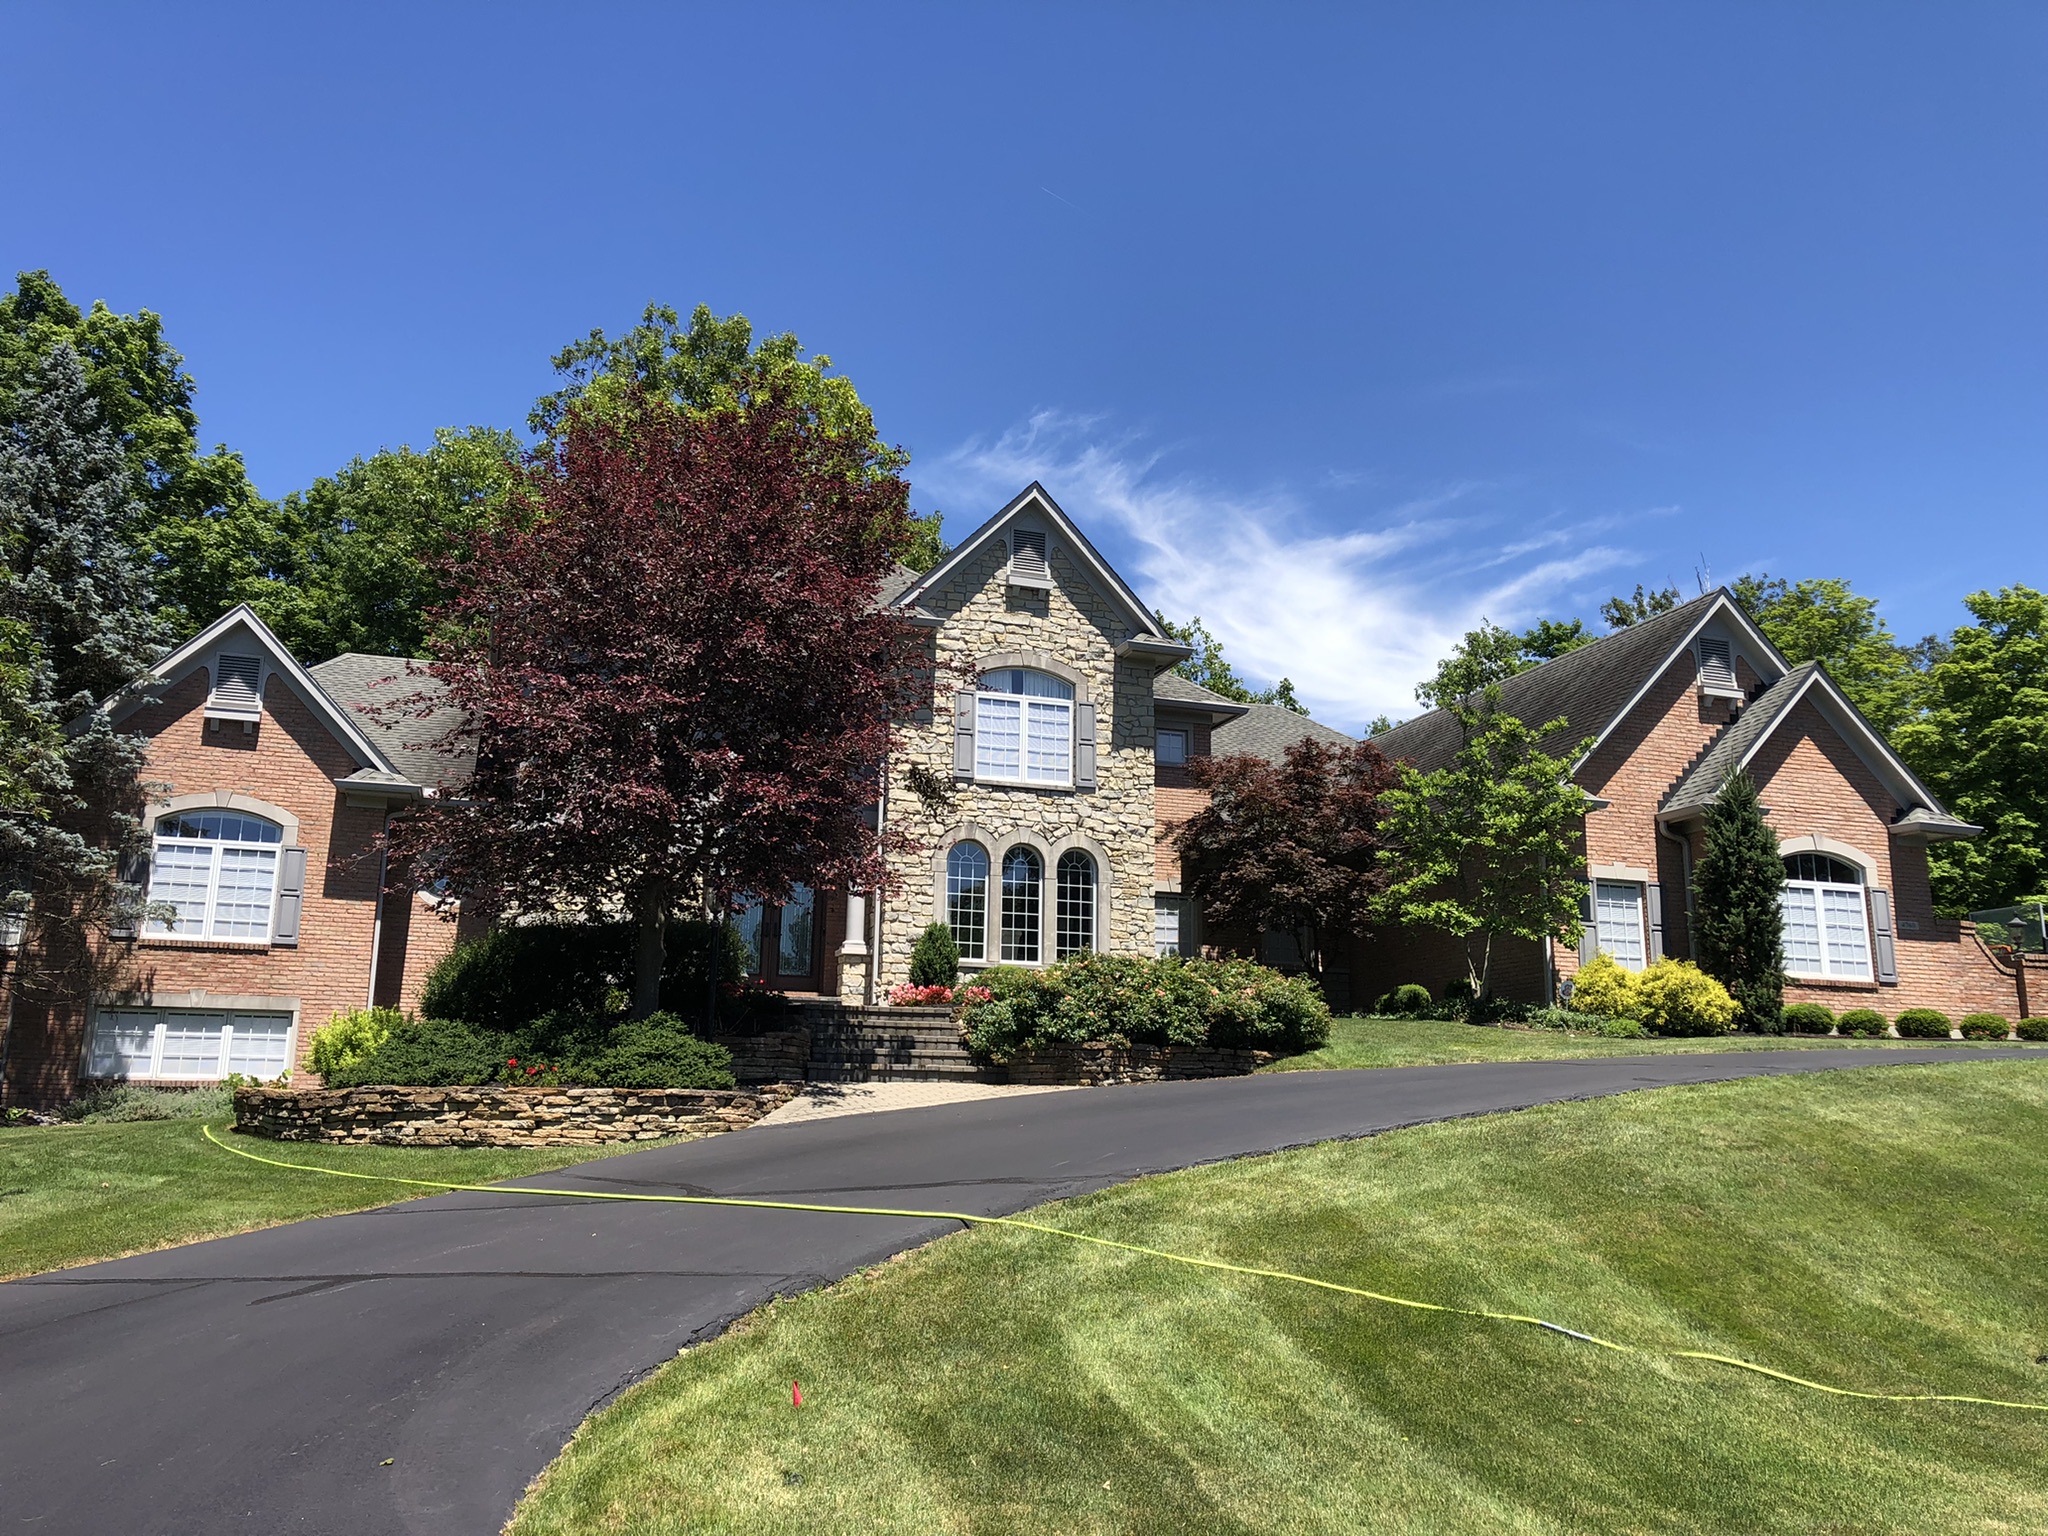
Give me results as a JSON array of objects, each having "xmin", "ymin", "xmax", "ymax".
[
  {"xmin": 1693, "ymin": 770, "xmax": 1786, "ymax": 1031},
  {"xmin": 0, "ymin": 342, "xmax": 166, "ymax": 953}
]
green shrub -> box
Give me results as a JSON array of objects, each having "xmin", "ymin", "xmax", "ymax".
[
  {"xmin": 909, "ymin": 922, "xmax": 961, "ymax": 987},
  {"xmin": 1632, "ymin": 959, "xmax": 1740, "ymax": 1036},
  {"xmin": 2017, "ymin": 1017, "xmax": 2048, "ymax": 1042},
  {"xmin": 1959, "ymin": 1012, "xmax": 2011, "ymax": 1040},
  {"xmin": 1780, "ymin": 1002, "xmax": 1836, "ymax": 1035},
  {"xmin": 1598, "ymin": 1017, "xmax": 1649, "ymax": 1039},
  {"xmin": 1836, "ymin": 1008, "xmax": 1887, "ymax": 1038},
  {"xmin": 1525, "ymin": 1007, "xmax": 1607, "ymax": 1032},
  {"xmin": 1894, "ymin": 1008, "xmax": 1952, "ymax": 1040},
  {"xmin": 567, "ymin": 1013, "xmax": 736, "ymax": 1089},
  {"xmin": 1568, "ymin": 954, "xmax": 1639, "ymax": 1019},
  {"xmin": 65, "ymin": 1083, "xmax": 232, "ymax": 1122},
  {"xmin": 307, "ymin": 1006, "xmax": 404, "ymax": 1080},
  {"xmin": 422, "ymin": 919, "xmax": 757, "ymax": 1033},
  {"xmin": 960, "ymin": 953, "xmax": 1331, "ymax": 1062},
  {"xmin": 1376, "ymin": 983, "xmax": 1436, "ymax": 1018},
  {"xmin": 325, "ymin": 1017, "xmax": 515, "ymax": 1087}
]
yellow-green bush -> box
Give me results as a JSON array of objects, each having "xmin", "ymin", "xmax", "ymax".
[
  {"xmin": 1632, "ymin": 959, "xmax": 1740, "ymax": 1036},
  {"xmin": 1568, "ymin": 952, "xmax": 1639, "ymax": 1019},
  {"xmin": 307, "ymin": 1006, "xmax": 404, "ymax": 1080}
]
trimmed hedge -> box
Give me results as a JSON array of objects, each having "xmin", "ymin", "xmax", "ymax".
[
  {"xmin": 1375, "ymin": 983, "xmax": 1437, "ymax": 1019},
  {"xmin": 1836, "ymin": 1008, "xmax": 1886, "ymax": 1038},
  {"xmin": 307, "ymin": 1006, "xmax": 402, "ymax": 1079},
  {"xmin": 1568, "ymin": 954, "xmax": 1739, "ymax": 1036},
  {"xmin": 1894, "ymin": 1008, "xmax": 1953, "ymax": 1040},
  {"xmin": 1959, "ymin": 1012, "xmax": 2012, "ymax": 1041},
  {"xmin": 2017, "ymin": 1017, "xmax": 2048, "ymax": 1042},
  {"xmin": 1780, "ymin": 1002, "xmax": 1836, "ymax": 1035},
  {"xmin": 421, "ymin": 919, "xmax": 759, "ymax": 1033},
  {"xmin": 962, "ymin": 953, "xmax": 1331, "ymax": 1063},
  {"xmin": 325, "ymin": 1011, "xmax": 735, "ymax": 1090}
]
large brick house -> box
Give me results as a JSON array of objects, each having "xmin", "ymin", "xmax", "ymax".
[
  {"xmin": 0, "ymin": 490, "xmax": 2023, "ymax": 1106},
  {"xmin": 1360, "ymin": 589, "xmax": 2019, "ymax": 1018}
]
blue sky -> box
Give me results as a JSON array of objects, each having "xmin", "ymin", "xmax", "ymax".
[{"xmin": 6, "ymin": 3, "xmax": 2043, "ymax": 732}]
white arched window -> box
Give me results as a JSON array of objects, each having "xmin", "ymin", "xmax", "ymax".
[
  {"xmin": 946, "ymin": 843, "xmax": 990, "ymax": 961},
  {"xmin": 145, "ymin": 810, "xmax": 284, "ymax": 941},
  {"xmin": 1000, "ymin": 846, "xmax": 1043, "ymax": 963},
  {"xmin": 1055, "ymin": 851, "xmax": 1096, "ymax": 959},
  {"xmin": 976, "ymin": 669, "xmax": 1075, "ymax": 786},
  {"xmin": 1781, "ymin": 852, "xmax": 1871, "ymax": 980}
]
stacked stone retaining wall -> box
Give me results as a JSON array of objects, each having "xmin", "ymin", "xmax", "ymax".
[
  {"xmin": 1002, "ymin": 1043, "xmax": 1272, "ymax": 1086},
  {"xmin": 233, "ymin": 1083, "xmax": 799, "ymax": 1147}
]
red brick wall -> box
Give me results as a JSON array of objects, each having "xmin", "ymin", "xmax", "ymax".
[{"xmin": 0, "ymin": 669, "xmax": 444, "ymax": 1104}]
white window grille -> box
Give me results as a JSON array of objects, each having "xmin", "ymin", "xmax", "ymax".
[
  {"xmin": 1156, "ymin": 728, "xmax": 1188, "ymax": 767},
  {"xmin": 144, "ymin": 810, "xmax": 284, "ymax": 941},
  {"xmin": 975, "ymin": 670, "xmax": 1075, "ymax": 787},
  {"xmin": 946, "ymin": 843, "xmax": 990, "ymax": 961},
  {"xmin": 85, "ymin": 1009, "xmax": 294, "ymax": 1081},
  {"xmin": 1000, "ymin": 846, "xmax": 1042, "ymax": 963},
  {"xmin": 1595, "ymin": 881, "xmax": 1647, "ymax": 970},
  {"xmin": 1154, "ymin": 897, "xmax": 1184, "ymax": 957},
  {"xmin": 1054, "ymin": 851, "xmax": 1096, "ymax": 959},
  {"xmin": 1781, "ymin": 854, "xmax": 1871, "ymax": 980}
]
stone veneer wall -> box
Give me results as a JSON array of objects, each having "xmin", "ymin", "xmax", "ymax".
[
  {"xmin": 1002, "ymin": 1043, "xmax": 1273, "ymax": 1086},
  {"xmin": 877, "ymin": 537, "xmax": 1162, "ymax": 990},
  {"xmin": 232, "ymin": 1083, "xmax": 799, "ymax": 1147}
]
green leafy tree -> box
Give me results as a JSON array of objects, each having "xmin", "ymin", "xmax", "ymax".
[
  {"xmin": 1415, "ymin": 616, "xmax": 1596, "ymax": 709},
  {"xmin": 1600, "ymin": 583, "xmax": 1680, "ymax": 629},
  {"xmin": 0, "ymin": 270, "xmax": 268, "ymax": 636},
  {"xmin": 909, "ymin": 922, "xmax": 960, "ymax": 986},
  {"xmin": 1691, "ymin": 770, "xmax": 1786, "ymax": 1031},
  {"xmin": 1154, "ymin": 612, "xmax": 1308, "ymax": 713},
  {"xmin": 1381, "ymin": 689, "xmax": 1592, "ymax": 998},
  {"xmin": 1732, "ymin": 573, "xmax": 1923, "ymax": 736},
  {"xmin": 1519, "ymin": 616, "xmax": 1594, "ymax": 660},
  {"xmin": 1896, "ymin": 586, "xmax": 2048, "ymax": 912}
]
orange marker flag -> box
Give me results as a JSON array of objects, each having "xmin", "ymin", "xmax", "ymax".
[{"xmin": 792, "ymin": 1380, "xmax": 803, "ymax": 1407}]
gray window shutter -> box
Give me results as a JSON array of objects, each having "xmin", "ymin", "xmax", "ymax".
[
  {"xmin": 272, "ymin": 846, "xmax": 308, "ymax": 947},
  {"xmin": 1074, "ymin": 702, "xmax": 1097, "ymax": 790},
  {"xmin": 1646, "ymin": 884, "xmax": 1665, "ymax": 960},
  {"xmin": 1578, "ymin": 892, "xmax": 1598, "ymax": 965},
  {"xmin": 953, "ymin": 691, "xmax": 976, "ymax": 781},
  {"xmin": 1869, "ymin": 888, "xmax": 1898, "ymax": 985},
  {"xmin": 108, "ymin": 851, "xmax": 148, "ymax": 940}
]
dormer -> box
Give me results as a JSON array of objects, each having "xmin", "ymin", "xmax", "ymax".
[
  {"xmin": 1005, "ymin": 525, "xmax": 1053, "ymax": 590},
  {"xmin": 205, "ymin": 651, "xmax": 265, "ymax": 727}
]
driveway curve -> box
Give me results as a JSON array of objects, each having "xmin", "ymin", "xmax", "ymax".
[{"xmin": 1, "ymin": 1048, "xmax": 2033, "ymax": 1534}]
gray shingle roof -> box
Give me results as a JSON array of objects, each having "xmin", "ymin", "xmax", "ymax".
[
  {"xmin": 307, "ymin": 654, "xmax": 473, "ymax": 791},
  {"xmin": 1153, "ymin": 671, "xmax": 1250, "ymax": 716},
  {"xmin": 1370, "ymin": 590, "xmax": 1727, "ymax": 773},
  {"xmin": 1212, "ymin": 702, "xmax": 1356, "ymax": 764},
  {"xmin": 1660, "ymin": 662, "xmax": 1817, "ymax": 817}
]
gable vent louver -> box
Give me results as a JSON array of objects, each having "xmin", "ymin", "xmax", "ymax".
[
  {"xmin": 1006, "ymin": 528, "xmax": 1053, "ymax": 590},
  {"xmin": 1696, "ymin": 636, "xmax": 1742, "ymax": 699},
  {"xmin": 206, "ymin": 652, "xmax": 264, "ymax": 721}
]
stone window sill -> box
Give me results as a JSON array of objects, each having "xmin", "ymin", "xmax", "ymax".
[{"xmin": 138, "ymin": 937, "xmax": 273, "ymax": 953}]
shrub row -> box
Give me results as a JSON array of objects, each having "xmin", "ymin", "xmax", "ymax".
[
  {"xmin": 312, "ymin": 1010, "xmax": 737, "ymax": 1090},
  {"xmin": 960, "ymin": 953, "xmax": 1331, "ymax": 1063},
  {"xmin": 1775, "ymin": 1003, "xmax": 2043, "ymax": 1039}
]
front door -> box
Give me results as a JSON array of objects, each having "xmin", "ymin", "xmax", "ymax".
[{"xmin": 734, "ymin": 884, "xmax": 820, "ymax": 992}]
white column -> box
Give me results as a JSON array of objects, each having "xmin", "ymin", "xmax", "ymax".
[{"xmin": 837, "ymin": 890, "xmax": 869, "ymax": 1005}]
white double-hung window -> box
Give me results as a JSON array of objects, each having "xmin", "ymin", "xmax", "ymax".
[
  {"xmin": 1781, "ymin": 853, "xmax": 1872, "ymax": 980},
  {"xmin": 1594, "ymin": 881, "xmax": 1648, "ymax": 970},
  {"xmin": 975, "ymin": 669, "xmax": 1074, "ymax": 786},
  {"xmin": 145, "ymin": 810, "xmax": 284, "ymax": 941},
  {"xmin": 86, "ymin": 1008, "xmax": 294, "ymax": 1081}
]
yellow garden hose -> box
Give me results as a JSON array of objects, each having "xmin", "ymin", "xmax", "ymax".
[{"xmin": 201, "ymin": 1124, "xmax": 2048, "ymax": 1414}]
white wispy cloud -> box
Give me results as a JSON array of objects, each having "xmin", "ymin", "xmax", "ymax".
[{"xmin": 923, "ymin": 411, "xmax": 1638, "ymax": 734}]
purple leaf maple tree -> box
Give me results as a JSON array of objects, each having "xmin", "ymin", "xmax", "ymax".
[{"xmin": 387, "ymin": 394, "xmax": 921, "ymax": 1015}]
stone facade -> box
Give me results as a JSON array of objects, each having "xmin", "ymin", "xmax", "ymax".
[
  {"xmin": 875, "ymin": 533, "xmax": 1166, "ymax": 990},
  {"xmin": 231, "ymin": 1082, "xmax": 799, "ymax": 1147}
]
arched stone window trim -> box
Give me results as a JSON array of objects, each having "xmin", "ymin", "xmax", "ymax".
[
  {"xmin": 1776, "ymin": 833, "xmax": 1877, "ymax": 879},
  {"xmin": 972, "ymin": 650, "xmax": 1092, "ymax": 706},
  {"xmin": 149, "ymin": 790, "xmax": 300, "ymax": 845}
]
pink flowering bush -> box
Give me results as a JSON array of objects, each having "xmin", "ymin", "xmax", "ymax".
[{"xmin": 887, "ymin": 982, "xmax": 957, "ymax": 1006}]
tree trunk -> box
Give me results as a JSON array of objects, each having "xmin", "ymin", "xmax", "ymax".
[{"xmin": 631, "ymin": 887, "xmax": 666, "ymax": 1020}]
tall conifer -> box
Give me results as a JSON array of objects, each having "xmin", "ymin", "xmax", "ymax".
[{"xmin": 1693, "ymin": 770, "xmax": 1786, "ymax": 1031}]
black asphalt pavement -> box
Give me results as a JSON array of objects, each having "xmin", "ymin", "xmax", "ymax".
[{"xmin": 1, "ymin": 1048, "xmax": 2032, "ymax": 1534}]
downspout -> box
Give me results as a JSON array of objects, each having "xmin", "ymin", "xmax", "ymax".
[
  {"xmin": 1658, "ymin": 819, "xmax": 1696, "ymax": 960},
  {"xmin": 364, "ymin": 817, "xmax": 390, "ymax": 1009}
]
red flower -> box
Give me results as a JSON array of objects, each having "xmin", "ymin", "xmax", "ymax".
[
  {"xmin": 527, "ymin": 1065, "xmax": 539, "ymax": 1075},
  {"xmin": 508, "ymin": 1058, "xmax": 518, "ymax": 1067}
]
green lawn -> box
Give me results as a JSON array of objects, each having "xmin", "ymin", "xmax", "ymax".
[
  {"xmin": 0, "ymin": 1119, "xmax": 671, "ymax": 1279},
  {"xmin": 509, "ymin": 1060, "xmax": 2048, "ymax": 1535},
  {"xmin": 1269, "ymin": 1013, "xmax": 2045, "ymax": 1072}
]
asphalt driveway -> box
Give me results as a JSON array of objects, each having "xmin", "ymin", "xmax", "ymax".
[{"xmin": 0, "ymin": 1048, "xmax": 2029, "ymax": 1535}]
